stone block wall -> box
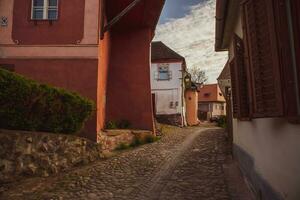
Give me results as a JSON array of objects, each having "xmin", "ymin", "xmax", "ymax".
[
  {"xmin": 98, "ymin": 130, "xmax": 153, "ymax": 152},
  {"xmin": 0, "ymin": 129, "xmax": 103, "ymax": 183},
  {"xmin": 156, "ymin": 114, "xmax": 183, "ymax": 126}
]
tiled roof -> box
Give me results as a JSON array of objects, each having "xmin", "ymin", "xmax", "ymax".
[{"xmin": 151, "ymin": 41, "xmax": 184, "ymax": 61}]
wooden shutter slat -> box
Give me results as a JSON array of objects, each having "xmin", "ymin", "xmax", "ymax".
[
  {"xmin": 242, "ymin": 0, "xmax": 283, "ymax": 118},
  {"xmin": 230, "ymin": 34, "xmax": 250, "ymax": 120}
]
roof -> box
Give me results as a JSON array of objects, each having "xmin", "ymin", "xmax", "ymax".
[
  {"xmin": 198, "ymin": 84, "xmax": 226, "ymax": 102},
  {"xmin": 215, "ymin": 0, "xmax": 240, "ymax": 51},
  {"xmin": 217, "ymin": 61, "xmax": 230, "ymax": 80},
  {"xmin": 151, "ymin": 41, "xmax": 185, "ymax": 62}
]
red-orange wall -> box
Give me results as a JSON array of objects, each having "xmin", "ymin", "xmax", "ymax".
[
  {"xmin": 0, "ymin": 59, "xmax": 98, "ymax": 140},
  {"xmin": 12, "ymin": 0, "xmax": 85, "ymax": 44},
  {"xmin": 97, "ymin": 31, "xmax": 111, "ymax": 132},
  {"xmin": 185, "ymin": 90, "xmax": 199, "ymax": 126},
  {"xmin": 106, "ymin": 28, "xmax": 154, "ymax": 132}
]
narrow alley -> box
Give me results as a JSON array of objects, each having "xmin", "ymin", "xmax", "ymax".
[{"xmin": 1, "ymin": 126, "xmax": 252, "ymax": 200}]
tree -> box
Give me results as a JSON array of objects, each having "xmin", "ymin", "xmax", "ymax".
[{"xmin": 188, "ymin": 66, "xmax": 208, "ymax": 84}]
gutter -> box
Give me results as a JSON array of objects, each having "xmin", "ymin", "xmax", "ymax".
[{"xmin": 215, "ymin": 0, "xmax": 229, "ymax": 51}]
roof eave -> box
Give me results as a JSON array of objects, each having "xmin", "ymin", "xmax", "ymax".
[{"xmin": 215, "ymin": 0, "xmax": 240, "ymax": 52}]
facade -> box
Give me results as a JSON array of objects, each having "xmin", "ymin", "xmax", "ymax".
[
  {"xmin": 0, "ymin": 0, "xmax": 165, "ymax": 141},
  {"xmin": 216, "ymin": 0, "xmax": 300, "ymax": 199},
  {"xmin": 198, "ymin": 84, "xmax": 226, "ymax": 121},
  {"xmin": 150, "ymin": 41, "xmax": 186, "ymax": 126}
]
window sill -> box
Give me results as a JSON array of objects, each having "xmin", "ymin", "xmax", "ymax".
[
  {"xmin": 156, "ymin": 79, "xmax": 171, "ymax": 81},
  {"xmin": 30, "ymin": 19, "xmax": 58, "ymax": 25}
]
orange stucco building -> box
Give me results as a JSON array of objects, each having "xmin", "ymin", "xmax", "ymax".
[{"xmin": 0, "ymin": 0, "xmax": 165, "ymax": 141}]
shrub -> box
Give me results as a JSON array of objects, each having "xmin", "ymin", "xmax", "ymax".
[
  {"xmin": 106, "ymin": 121, "xmax": 118, "ymax": 129},
  {"xmin": 0, "ymin": 69, "xmax": 95, "ymax": 134},
  {"xmin": 118, "ymin": 120, "xmax": 131, "ymax": 129},
  {"xmin": 217, "ymin": 115, "xmax": 227, "ymax": 128},
  {"xmin": 116, "ymin": 143, "xmax": 130, "ymax": 150},
  {"xmin": 105, "ymin": 120, "xmax": 131, "ymax": 129}
]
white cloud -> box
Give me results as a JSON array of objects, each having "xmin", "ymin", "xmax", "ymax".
[{"xmin": 154, "ymin": 0, "xmax": 228, "ymax": 83}]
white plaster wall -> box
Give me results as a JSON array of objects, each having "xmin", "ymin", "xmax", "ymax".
[
  {"xmin": 151, "ymin": 62, "xmax": 183, "ymax": 115},
  {"xmin": 233, "ymin": 118, "xmax": 300, "ymax": 200},
  {"xmin": 230, "ymin": 9, "xmax": 300, "ymax": 200},
  {"xmin": 153, "ymin": 89, "xmax": 181, "ymax": 115}
]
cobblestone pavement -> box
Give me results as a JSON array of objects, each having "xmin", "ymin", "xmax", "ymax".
[{"xmin": 1, "ymin": 126, "xmax": 252, "ymax": 200}]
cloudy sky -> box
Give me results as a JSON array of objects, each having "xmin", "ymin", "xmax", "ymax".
[{"xmin": 154, "ymin": 0, "xmax": 228, "ymax": 83}]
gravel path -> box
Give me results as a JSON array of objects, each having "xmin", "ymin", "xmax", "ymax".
[{"xmin": 1, "ymin": 126, "xmax": 252, "ymax": 200}]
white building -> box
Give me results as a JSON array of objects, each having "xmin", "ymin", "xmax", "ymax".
[
  {"xmin": 216, "ymin": 1, "xmax": 300, "ymax": 200},
  {"xmin": 150, "ymin": 41, "xmax": 186, "ymax": 126}
]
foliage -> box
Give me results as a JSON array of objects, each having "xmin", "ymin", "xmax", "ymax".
[
  {"xmin": 188, "ymin": 66, "xmax": 208, "ymax": 84},
  {"xmin": 144, "ymin": 135, "xmax": 160, "ymax": 143},
  {"xmin": 217, "ymin": 115, "xmax": 227, "ymax": 128},
  {"xmin": 115, "ymin": 143, "xmax": 130, "ymax": 150},
  {"xmin": 115, "ymin": 135, "xmax": 161, "ymax": 151},
  {"xmin": 0, "ymin": 68, "xmax": 95, "ymax": 134},
  {"xmin": 106, "ymin": 121, "xmax": 118, "ymax": 129},
  {"xmin": 105, "ymin": 120, "xmax": 131, "ymax": 129}
]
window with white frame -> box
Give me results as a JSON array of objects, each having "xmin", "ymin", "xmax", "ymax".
[
  {"xmin": 32, "ymin": 0, "xmax": 58, "ymax": 20},
  {"xmin": 157, "ymin": 64, "xmax": 171, "ymax": 80}
]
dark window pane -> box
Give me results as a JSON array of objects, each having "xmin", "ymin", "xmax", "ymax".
[
  {"xmin": 48, "ymin": 9, "xmax": 58, "ymax": 20},
  {"xmin": 33, "ymin": 0, "xmax": 44, "ymax": 6},
  {"xmin": 48, "ymin": 0, "xmax": 58, "ymax": 6},
  {"xmin": 33, "ymin": 9, "xmax": 44, "ymax": 19}
]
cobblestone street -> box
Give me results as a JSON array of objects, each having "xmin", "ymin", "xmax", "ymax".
[{"xmin": 1, "ymin": 126, "xmax": 252, "ymax": 200}]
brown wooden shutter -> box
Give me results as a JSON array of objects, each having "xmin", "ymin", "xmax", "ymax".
[
  {"xmin": 271, "ymin": 0, "xmax": 300, "ymax": 119},
  {"xmin": 242, "ymin": 0, "xmax": 283, "ymax": 118},
  {"xmin": 230, "ymin": 59, "xmax": 239, "ymax": 118},
  {"xmin": 230, "ymin": 34, "xmax": 250, "ymax": 119}
]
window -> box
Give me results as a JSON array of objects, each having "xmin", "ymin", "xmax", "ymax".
[
  {"xmin": 32, "ymin": 0, "xmax": 58, "ymax": 20},
  {"xmin": 157, "ymin": 64, "xmax": 171, "ymax": 80}
]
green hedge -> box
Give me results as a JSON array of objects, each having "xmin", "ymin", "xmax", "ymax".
[{"xmin": 0, "ymin": 68, "xmax": 95, "ymax": 134}]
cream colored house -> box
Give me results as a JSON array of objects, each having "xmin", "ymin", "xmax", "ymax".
[{"xmin": 216, "ymin": 0, "xmax": 300, "ymax": 200}]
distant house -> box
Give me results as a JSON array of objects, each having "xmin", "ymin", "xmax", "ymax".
[
  {"xmin": 0, "ymin": 0, "xmax": 165, "ymax": 141},
  {"xmin": 150, "ymin": 41, "xmax": 187, "ymax": 126},
  {"xmin": 198, "ymin": 84, "xmax": 226, "ymax": 121},
  {"xmin": 216, "ymin": 0, "xmax": 300, "ymax": 199}
]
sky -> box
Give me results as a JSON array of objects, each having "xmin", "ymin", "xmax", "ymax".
[{"xmin": 154, "ymin": 0, "xmax": 228, "ymax": 83}]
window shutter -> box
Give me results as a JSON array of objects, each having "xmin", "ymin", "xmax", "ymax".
[
  {"xmin": 229, "ymin": 35, "xmax": 250, "ymax": 119},
  {"xmin": 272, "ymin": 0, "xmax": 299, "ymax": 119},
  {"xmin": 229, "ymin": 60, "xmax": 239, "ymax": 118},
  {"xmin": 242, "ymin": 0, "xmax": 283, "ymax": 118}
]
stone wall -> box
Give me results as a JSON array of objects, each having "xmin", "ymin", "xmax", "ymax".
[
  {"xmin": 156, "ymin": 114, "xmax": 183, "ymax": 126},
  {"xmin": 98, "ymin": 130, "xmax": 153, "ymax": 152},
  {"xmin": 0, "ymin": 129, "xmax": 103, "ymax": 184}
]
